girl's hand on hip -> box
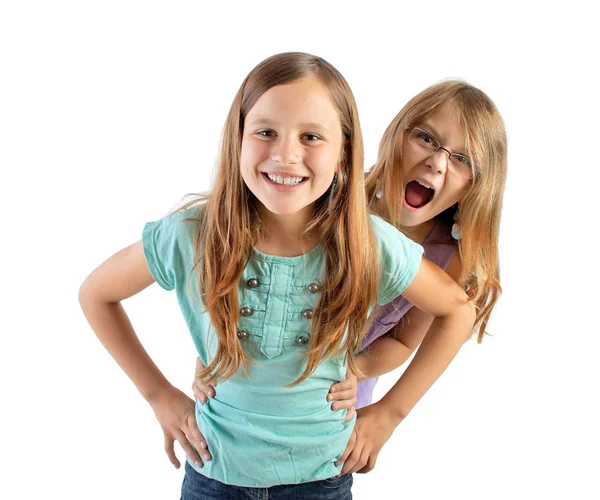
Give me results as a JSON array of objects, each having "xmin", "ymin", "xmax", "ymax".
[
  {"xmin": 192, "ymin": 357, "xmax": 216, "ymax": 404},
  {"xmin": 148, "ymin": 386, "xmax": 212, "ymax": 469},
  {"xmin": 328, "ymin": 371, "xmax": 357, "ymax": 423},
  {"xmin": 335, "ymin": 402, "xmax": 399, "ymax": 474}
]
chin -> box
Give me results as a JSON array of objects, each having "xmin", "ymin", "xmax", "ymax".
[
  {"xmin": 263, "ymin": 203, "xmax": 306, "ymax": 217},
  {"xmin": 400, "ymin": 211, "xmax": 427, "ymax": 228}
]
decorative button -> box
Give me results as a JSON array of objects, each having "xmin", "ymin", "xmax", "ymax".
[
  {"xmin": 237, "ymin": 330, "xmax": 248, "ymax": 340},
  {"xmin": 302, "ymin": 309, "xmax": 313, "ymax": 320},
  {"xmin": 307, "ymin": 283, "xmax": 320, "ymax": 294},
  {"xmin": 240, "ymin": 307, "xmax": 253, "ymax": 317},
  {"xmin": 297, "ymin": 334, "xmax": 310, "ymax": 345},
  {"xmin": 246, "ymin": 278, "xmax": 259, "ymax": 289}
]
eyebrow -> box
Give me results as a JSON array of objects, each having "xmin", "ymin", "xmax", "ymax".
[
  {"xmin": 420, "ymin": 122, "xmax": 442, "ymax": 140},
  {"xmin": 246, "ymin": 118, "xmax": 330, "ymax": 134},
  {"xmin": 421, "ymin": 122, "xmax": 468, "ymax": 156}
]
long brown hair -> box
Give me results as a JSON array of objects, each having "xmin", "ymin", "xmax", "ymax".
[
  {"xmin": 365, "ymin": 80, "xmax": 507, "ymax": 342},
  {"xmin": 186, "ymin": 52, "xmax": 378, "ymax": 385}
]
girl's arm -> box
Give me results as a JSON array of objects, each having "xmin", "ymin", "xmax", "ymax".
[
  {"xmin": 352, "ymin": 251, "xmax": 463, "ymax": 380},
  {"xmin": 338, "ymin": 254, "xmax": 474, "ymax": 473},
  {"xmin": 79, "ymin": 240, "xmax": 211, "ymax": 469},
  {"xmin": 353, "ymin": 335, "xmax": 413, "ymax": 380}
]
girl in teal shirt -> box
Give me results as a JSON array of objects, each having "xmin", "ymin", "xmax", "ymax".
[{"xmin": 79, "ymin": 52, "xmax": 474, "ymax": 498}]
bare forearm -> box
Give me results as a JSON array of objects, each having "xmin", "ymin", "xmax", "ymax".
[
  {"xmin": 355, "ymin": 336, "xmax": 413, "ymax": 380},
  {"xmin": 80, "ymin": 294, "xmax": 173, "ymax": 403},
  {"xmin": 379, "ymin": 304, "xmax": 475, "ymax": 422}
]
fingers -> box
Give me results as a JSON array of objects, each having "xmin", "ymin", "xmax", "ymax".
[
  {"xmin": 339, "ymin": 428, "xmax": 369, "ymax": 474},
  {"xmin": 345, "ymin": 447, "xmax": 370, "ymax": 474},
  {"xmin": 202, "ymin": 383, "xmax": 216, "ymax": 398},
  {"xmin": 164, "ymin": 433, "xmax": 181, "ymax": 469},
  {"xmin": 343, "ymin": 406, "xmax": 356, "ymax": 423},
  {"xmin": 193, "ymin": 357, "xmax": 216, "ymax": 403},
  {"xmin": 357, "ymin": 455, "xmax": 376, "ymax": 474},
  {"xmin": 335, "ymin": 428, "xmax": 356, "ymax": 467},
  {"xmin": 186, "ymin": 414, "xmax": 212, "ymax": 463},
  {"xmin": 192, "ymin": 383, "xmax": 208, "ymax": 404},
  {"xmin": 328, "ymin": 387, "xmax": 355, "ymax": 401},
  {"xmin": 329, "ymin": 378, "xmax": 354, "ymax": 393},
  {"xmin": 192, "ymin": 381, "xmax": 215, "ymax": 403},
  {"xmin": 174, "ymin": 429, "xmax": 206, "ymax": 469},
  {"xmin": 340, "ymin": 443, "xmax": 363, "ymax": 474},
  {"xmin": 330, "ymin": 393, "xmax": 357, "ymax": 411}
]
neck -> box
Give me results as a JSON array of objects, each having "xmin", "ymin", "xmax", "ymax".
[
  {"xmin": 255, "ymin": 203, "xmax": 320, "ymax": 257},
  {"xmin": 401, "ymin": 218, "xmax": 436, "ymax": 245}
]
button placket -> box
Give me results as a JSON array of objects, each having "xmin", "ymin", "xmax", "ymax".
[{"xmin": 260, "ymin": 263, "xmax": 291, "ymax": 358}]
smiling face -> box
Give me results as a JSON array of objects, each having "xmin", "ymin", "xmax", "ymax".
[
  {"xmin": 400, "ymin": 102, "xmax": 472, "ymax": 230},
  {"xmin": 240, "ymin": 78, "xmax": 343, "ymax": 224}
]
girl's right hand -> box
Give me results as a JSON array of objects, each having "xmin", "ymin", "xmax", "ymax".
[
  {"xmin": 192, "ymin": 357, "xmax": 216, "ymax": 404},
  {"xmin": 328, "ymin": 371, "xmax": 357, "ymax": 423},
  {"xmin": 148, "ymin": 386, "xmax": 212, "ymax": 469}
]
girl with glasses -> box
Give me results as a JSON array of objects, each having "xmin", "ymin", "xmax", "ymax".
[{"xmin": 336, "ymin": 80, "xmax": 507, "ymax": 473}]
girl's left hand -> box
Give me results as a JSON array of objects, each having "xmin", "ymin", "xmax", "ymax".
[
  {"xmin": 328, "ymin": 371, "xmax": 357, "ymax": 423},
  {"xmin": 192, "ymin": 357, "xmax": 216, "ymax": 404},
  {"xmin": 335, "ymin": 402, "xmax": 399, "ymax": 474}
]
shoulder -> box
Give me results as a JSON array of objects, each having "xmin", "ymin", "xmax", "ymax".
[
  {"xmin": 146, "ymin": 205, "xmax": 205, "ymax": 238},
  {"xmin": 142, "ymin": 204, "xmax": 205, "ymax": 260},
  {"xmin": 369, "ymin": 214, "xmax": 424, "ymax": 260},
  {"xmin": 141, "ymin": 204, "xmax": 205, "ymax": 290},
  {"xmin": 370, "ymin": 214, "xmax": 425, "ymax": 305}
]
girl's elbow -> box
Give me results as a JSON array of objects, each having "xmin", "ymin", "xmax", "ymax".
[
  {"xmin": 458, "ymin": 301, "xmax": 477, "ymax": 335},
  {"xmin": 78, "ymin": 273, "xmax": 108, "ymax": 309},
  {"xmin": 78, "ymin": 276, "xmax": 96, "ymax": 309}
]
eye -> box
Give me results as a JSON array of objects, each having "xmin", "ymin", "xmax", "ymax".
[
  {"xmin": 256, "ymin": 129, "xmax": 276, "ymax": 138},
  {"xmin": 452, "ymin": 153, "xmax": 471, "ymax": 165},
  {"xmin": 452, "ymin": 154, "xmax": 472, "ymax": 166},
  {"xmin": 303, "ymin": 133, "xmax": 322, "ymax": 142},
  {"xmin": 416, "ymin": 130, "xmax": 436, "ymax": 145}
]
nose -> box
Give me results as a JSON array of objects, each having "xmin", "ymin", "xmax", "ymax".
[
  {"xmin": 426, "ymin": 149, "xmax": 448, "ymax": 175},
  {"xmin": 271, "ymin": 134, "xmax": 301, "ymax": 165}
]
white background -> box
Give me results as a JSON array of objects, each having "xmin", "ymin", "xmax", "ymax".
[{"xmin": 1, "ymin": 1, "xmax": 599, "ymax": 499}]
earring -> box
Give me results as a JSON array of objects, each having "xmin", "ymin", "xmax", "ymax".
[
  {"xmin": 328, "ymin": 174, "xmax": 338, "ymax": 207},
  {"xmin": 451, "ymin": 204, "xmax": 462, "ymax": 240}
]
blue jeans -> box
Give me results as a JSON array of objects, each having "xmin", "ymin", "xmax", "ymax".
[{"xmin": 181, "ymin": 462, "xmax": 353, "ymax": 500}]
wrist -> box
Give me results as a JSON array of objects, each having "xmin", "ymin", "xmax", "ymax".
[
  {"xmin": 377, "ymin": 398, "xmax": 408, "ymax": 426},
  {"xmin": 143, "ymin": 381, "xmax": 176, "ymax": 406}
]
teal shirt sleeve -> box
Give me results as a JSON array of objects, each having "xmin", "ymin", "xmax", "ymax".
[
  {"xmin": 371, "ymin": 215, "xmax": 425, "ymax": 305},
  {"xmin": 142, "ymin": 208, "xmax": 200, "ymax": 291}
]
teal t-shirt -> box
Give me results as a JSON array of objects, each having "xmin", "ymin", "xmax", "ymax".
[{"xmin": 142, "ymin": 206, "xmax": 423, "ymax": 487}]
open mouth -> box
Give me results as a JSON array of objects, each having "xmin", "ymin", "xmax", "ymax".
[
  {"xmin": 404, "ymin": 180, "xmax": 434, "ymax": 209},
  {"xmin": 262, "ymin": 173, "xmax": 307, "ymax": 186}
]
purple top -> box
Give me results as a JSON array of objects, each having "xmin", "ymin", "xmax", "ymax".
[{"xmin": 356, "ymin": 219, "xmax": 457, "ymax": 408}]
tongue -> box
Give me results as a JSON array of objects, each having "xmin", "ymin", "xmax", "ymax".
[{"xmin": 405, "ymin": 181, "xmax": 432, "ymax": 208}]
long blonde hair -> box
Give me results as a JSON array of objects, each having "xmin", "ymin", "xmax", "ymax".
[
  {"xmin": 365, "ymin": 80, "xmax": 507, "ymax": 342},
  {"xmin": 187, "ymin": 52, "xmax": 378, "ymax": 385}
]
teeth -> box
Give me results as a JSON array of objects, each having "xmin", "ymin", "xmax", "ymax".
[
  {"xmin": 417, "ymin": 180, "xmax": 434, "ymax": 190},
  {"xmin": 267, "ymin": 174, "xmax": 304, "ymax": 185}
]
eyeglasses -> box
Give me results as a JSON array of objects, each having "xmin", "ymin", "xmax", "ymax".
[{"xmin": 406, "ymin": 127, "xmax": 477, "ymax": 179}]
